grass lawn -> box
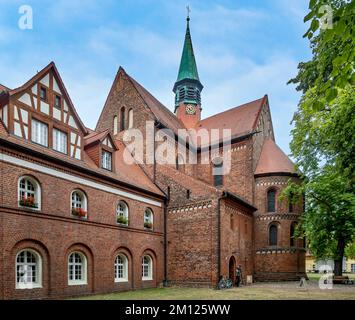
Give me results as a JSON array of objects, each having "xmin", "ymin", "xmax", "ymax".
[{"xmin": 74, "ymin": 278, "xmax": 355, "ymax": 300}]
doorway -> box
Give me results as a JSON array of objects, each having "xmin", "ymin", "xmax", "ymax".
[{"xmin": 229, "ymin": 256, "xmax": 236, "ymax": 281}]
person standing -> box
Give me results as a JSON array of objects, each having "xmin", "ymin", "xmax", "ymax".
[{"xmin": 235, "ymin": 265, "xmax": 242, "ymax": 287}]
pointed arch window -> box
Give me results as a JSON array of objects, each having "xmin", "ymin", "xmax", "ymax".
[
  {"xmin": 120, "ymin": 107, "xmax": 126, "ymax": 131},
  {"xmin": 212, "ymin": 158, "xmax": 223, "ymax": 187},
  {"xmin": 113, "ymin": 116, "xmax": 118, "ymax": 135},
  {"xmin": 128, "ymin": 109, "xmax": 133, "ymax": 129},
  {"xmin": 267, "ymin": 189, "xmax": 276, "ymax": 212},
  {"xmin": 269, "ymin": 224, "xmax": 278, "ymax": 246}
]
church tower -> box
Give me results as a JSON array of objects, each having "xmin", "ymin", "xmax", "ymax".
[{"xmin": 173, "ymin": 13, "xmax": 203, "ymax": 129}]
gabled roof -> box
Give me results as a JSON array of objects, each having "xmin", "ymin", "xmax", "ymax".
[
  {"xmin": 124, "ymin": 69, "xmax": 187, "ymax": 135},
  {"xmin": 194, "ymin": 96, "xmax": 267, "ymax": 147},
  {"xmin": 196, "ymin": 96, "xmax": 266, "ymax": 136},
  {"xmin": 84, "ymin": 129, "xmax": 117, "ymax": 149},
  {"xmin": 9, "ymin": 62, "xmax": 88, "ymax": 135},
  {"xmin": 255, "ymin": 138, "xmax": 296, "ymax": 175}
]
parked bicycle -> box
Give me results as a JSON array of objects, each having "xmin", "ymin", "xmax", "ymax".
[{"xmin": 218, "ymin": 277, "xmax": 233, "ymax": 289}]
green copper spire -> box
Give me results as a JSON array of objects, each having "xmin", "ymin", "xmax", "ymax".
[
  {"xmin": 173, "ymin": 12, "xmax": 203, "ymax": 108},
  {"xmin": 176, "ymin": 16, "xmax": 200, "ymax": 83}
]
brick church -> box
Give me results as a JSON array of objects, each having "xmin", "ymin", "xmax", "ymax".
[{"xmin": 0, "ymin": 16, "xmax": 305, "ymax": 299}]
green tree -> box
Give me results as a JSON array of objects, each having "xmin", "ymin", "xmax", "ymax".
[{"xmin": 285, "ymin": 0, "xmax": 355, "ymax": 276}]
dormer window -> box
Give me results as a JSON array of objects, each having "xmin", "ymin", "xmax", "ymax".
[
  {"xmin": 40, "ymin": 86, "xmax": 47, "ymax": 101},
  {"xmin": 102, "ymin": 150, "xmax": 112, "ymax": 171},
  {"xmin": 54, "ymin": 95, "xmax": 61, "ymax": 109}
]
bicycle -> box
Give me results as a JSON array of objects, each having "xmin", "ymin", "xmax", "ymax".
[{"xmin": 218, "ymin": 277, "xmax": 233, "ymax": 289}]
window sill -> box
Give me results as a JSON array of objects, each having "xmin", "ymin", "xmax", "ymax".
[
  {"xmin": 115, "ymin": 279, "xmax": 129, "ymax": 283},
  {"xmin": 117, "ymin": 223, "xmax": 129, "ymax": 227},
  {"xmin": 18, "ymin": 206, "xmax": 41, "ymax": 212},
  {"xmin": 16, "ymin": 284, "xmax": 42, "ymax": 290},
  {"xmin": 142, "ymin": 277, "xmax": 153, "ymax": 281},
  {"xmin": 68, "ymin": 281, "xmax": 87, "ymax": 286}
]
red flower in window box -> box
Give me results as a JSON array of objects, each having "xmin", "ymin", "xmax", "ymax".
[
  {"xmin": 144, "ymin": 222, "xmax": 153, "ymax": 229},
  {"xmin": 19, "ymin": 196, "xmax": 38, "ymax": 209},
  {"xmin": 71, "ymin": 207, "xmax": 87, "ymax": 218}
]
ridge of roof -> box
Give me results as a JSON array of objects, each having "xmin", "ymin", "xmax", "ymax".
[
  {"xmin": 197, "ymin": 96, "xmax": 265, "ymax": 125},
  {"xmin": 123, "ymin": 69, "xmax": 186, "ymax": 134},
  {"xmin": 255, "ymin": 138, "xmax": 296, "ymax": 176}
]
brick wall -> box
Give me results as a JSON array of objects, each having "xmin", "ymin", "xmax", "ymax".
[{"xmin": 0, "ymin": 147, "xmax": 164, "ymax": 299}]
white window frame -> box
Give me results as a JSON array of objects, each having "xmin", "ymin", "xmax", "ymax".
[
  {"xmin": 142, "ymin": 255, "xmax": 153, "ymax": 281},
  {"xmin": 31, "ymin": 119, "xmax": 48, "ymax": 147},
  {"xmin": 116, "ymin": 201, "xmax": 129, "ymax": 225},
  {"xmin": 115, "ymin": 254, "xmax": 128, "ymax": 282},
  {"xmin": 18, "ymin": 176, "xmax": 41, "ymax": 211},
  {"xmin": 16, "ymin": 249, "xmax": 42, "ymax": 289},
  {"xmin": 53, "ymin": 128, "xmax": 67, "ymax": 154},
  {"xmin": 101, "ymin": 150, "xmax": 112, "ymax": 171},
  {"xmin": 68, "ymin": 252, "xmax": 87, "ymax": 286},
  {"xmin": 71, "ymin": 190, "xmax": 87, "ymax": 218},
  {"xmin": 144, "ymin": 208, "xmax": 153, "ymax": 229}
]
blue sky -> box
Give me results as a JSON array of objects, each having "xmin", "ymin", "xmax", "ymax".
[{"xmin": 0, "ymin": 0, "xmax": 311, "ymax": 155}]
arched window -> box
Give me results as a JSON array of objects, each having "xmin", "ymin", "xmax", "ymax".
[
  {"xmin": 269, "ymin": 224, "xmax": 278, "ymax": 246},
  {"xmin": 288, "ymin": 192, "xmax": 295, "ymax": 213},
  {"xmin": 144, "ymin": 208, "xmax": 153, "ymax": 230},
  {"xmin": 71, "ymin": 190, "xmax": 87, "ymax": 218},
  {"xmin": 176, "ymin": 154, "xmax": 185, "ymax": 173},
  {"xmin": 142, "ymin": 255, "xmax": 153, "ymax": 280},
  {"xmin": 113, "ymin": 115, "xmax": 118, "ymax": 135},
  {"xmin": 267, "ymin": 189, "xmax": 276, "ymax": 212},
  {"xmin": 16, "ymin": 249, "xmax": 42, "ymax": 289},
  {"xmin": 120, "ymin": 107, "xmax": 126, "ymax": 131},
  {"xmin": 18, "ymin": 176, "xmax": 41, "ymax": 210},
  {"xmin": 68, "ymin": 252, "xmax": 87, "ymax": 285},
  {"xmin": 117, "ymin": 201, "xmax": 129, "ymax": 225},
  {"xmin": 212, "ymin": 158, "xmax": 223, "ymax": 187},
  {"xmin": 115, "ymin": 254, "xmax": 128, "ymax": 282},
  {"xmin": 290, "ymin": 222, "xmax": 296, "ymax": 247},
  {"xmin": 128, "ymin": 109, "xmax": 133, "ymax": 129}
]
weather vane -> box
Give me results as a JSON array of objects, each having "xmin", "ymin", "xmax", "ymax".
[{"xmin": 186, "ymin": 5, "xmax": 191, "ymax": 20}]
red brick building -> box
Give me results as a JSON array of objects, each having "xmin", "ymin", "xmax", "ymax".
[{"xmin": 0, "ymin": 17, "xmax": 305, "ymax": 299}]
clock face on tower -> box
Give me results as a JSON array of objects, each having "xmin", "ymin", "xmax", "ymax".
[{"xmin": 185, "ymin": 104, "xmax": 196, "ymax": 115}]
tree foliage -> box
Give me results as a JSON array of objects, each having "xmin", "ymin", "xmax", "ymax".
[{"xmin": 285, "ymin": 0, "xmax": 355, "ymax": 275}]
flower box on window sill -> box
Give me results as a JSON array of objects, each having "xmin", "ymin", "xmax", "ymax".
[
  {"xmin": 117, "ymin": 216, "xmax": 129, "ymax": 226},
  {"xmin": 71, "ymin": 208, "xmax": 87, "ymax": 218},
  {"xmin": 19, "ymin": 197, "xmax": 38, "ymax": 209},
  {"xmin": 144, "ymin": 222, "xmax": 153, "ymax": 230}
]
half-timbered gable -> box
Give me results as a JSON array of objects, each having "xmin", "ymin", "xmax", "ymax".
[{"xmin": 5, "ymin": 62, "xmax": 87, "ymax": 160}]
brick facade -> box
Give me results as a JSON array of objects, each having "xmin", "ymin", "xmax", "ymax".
[{"xmin": 0, "ymin": 51, "xmax": 306, "ymax": 299}]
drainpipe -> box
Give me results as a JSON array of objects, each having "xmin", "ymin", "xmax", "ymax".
[
  {"xmin": 216, "ymin": 192, "xmax": 227, "ymax": 288},
  {"xmin": 163, "ymin": 196, "xmax": 168, "ymax": 287}
]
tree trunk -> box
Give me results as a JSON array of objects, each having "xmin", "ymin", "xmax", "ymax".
[{"xmin": 334, "ymin": 238, "xmax": 345, "ymax": 276}]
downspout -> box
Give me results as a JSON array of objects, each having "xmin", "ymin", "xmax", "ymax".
[
  {"xmin": 163, "ymin": 196, "xmax": 168, "ymax": 287},
  {"xmin": 216, "ymin": 192, "xmax": 227, "ymax": 288}
]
